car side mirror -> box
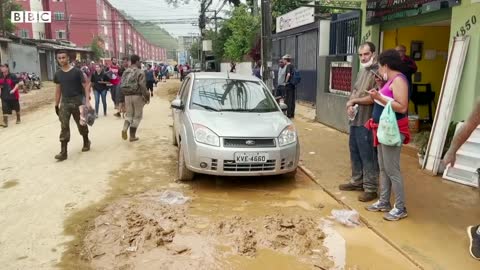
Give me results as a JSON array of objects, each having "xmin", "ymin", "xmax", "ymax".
[
  {"xmin": 280, "ymin": 103, "xmax": 288, "ymax": 111},
  {"xmin": 171, "ymin": 99, "xmax": 184, "ymax": 110}
]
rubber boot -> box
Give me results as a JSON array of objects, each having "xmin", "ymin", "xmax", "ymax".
[
  {"xmin": 16, "ymin": 112, "xmax": 21, "ymax": 124},
  {"xmin": 55, "ymin": 142, "xmax": 68, "ymax": 161},
  {"xmin": 2, "ymin": 116, "xmax": 8, "ymax": 128},
  {"xmin": 82, "ymin": 135, "xmax": 91, "ymax": 152},
  {"xmin": 129, "ymin": 127, "xmax": 139, "ymax": 142},
  {"xmin": 122, "ymin": 120, "xmax": 130, "ymax": 140}
]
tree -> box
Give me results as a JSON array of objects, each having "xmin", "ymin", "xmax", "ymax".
[
  {"xmin": 204, "ymin": 24, "xmax": 232, "ymax": 61},
  {"xmin": 90, "ymin": 36, "xmax": 105, "ymax": 61},
  {"xmin": 223, "ymin": 4, "xmax": 260, "ymax": 62},
  {"xmin": 272, "ymin": 0, "xmax": 361, "ymax": 20},
  {"xmin": 188, "ymin": 40, "xmax": 201, "ymax": 61},
  {"xmin": 165, "ymin": 0, "xmax": 241, "ymax": 8},
  {"xmin": 1, "ymin": 0, "xmax": 23, "ymax": 34}
]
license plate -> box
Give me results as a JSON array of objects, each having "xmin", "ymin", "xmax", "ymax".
[{"xmin": 234, "ymin": 152, "xmax": 269, "ymax": 164}]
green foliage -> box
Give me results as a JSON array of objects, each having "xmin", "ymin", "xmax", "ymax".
[
  {"xmin": 223, "ymin": 4, "xmax": 260, "ymax": 62},
  {"xmin": 189, "ymin": 40, "xmax": 200, "ymax": 60},
  {"xmin": 119, "ymin": 11, "xmax": 178, "ymax": 59},
  {"xmin": 90, "ymin": 36, "xmax": 105, "ymax": 61},
  {"xmin": 413, "ymin": 131, "xmax": 430, "ymax": 156},
  {"xmin": 165, "ymin": 0, "xmax": 240, "ymax": 7},
  {"xmin": 204, "ymin": 25, "xmax": 232, "ymax": 61},
  {"xmin": 2, "ymin": 0, "xmax": 23, "ymax": 34}
]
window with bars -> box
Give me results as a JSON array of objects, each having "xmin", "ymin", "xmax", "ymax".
[
  {"xmin": 54, "ymin": 12, "xmax": 64, "ymax": 21},
  {"xmin": 56, "ymin": 30, "xmax": 66, "ymax": 39},
  {"xmin": 329, "ymin": 11, "xmax": 361, "ymax": 56},
  {"xmin": 19, "ymin": 29, "xmax": 29, "ymax": 38}
]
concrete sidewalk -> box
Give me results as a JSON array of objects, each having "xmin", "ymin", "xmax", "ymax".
[{"xmin": 295, "ymin": 104, "xmax": 480, "ymax": 270}]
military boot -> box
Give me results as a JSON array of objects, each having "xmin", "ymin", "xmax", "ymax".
[
  {"xmin": 129, "ymin": 127, "xmax": 139, "ymax": 142},
  {"xmin": 82, "ymin": 135, "xmax": 91, "ymax": 152},
  {"xmin": 2, "ymin": 116, "xmax": 8, "ymax": 128},
  {"xmin": 55, "ymin": 142, "xmax": 68, "ymax": 161},
  {"xmin": 122, "ymin": 120, "xmax": 130, "ymax": 140}
]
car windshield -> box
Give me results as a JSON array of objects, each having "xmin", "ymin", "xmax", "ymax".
[{"xmin": 190, "ymin": 79, "xmax": 278, "ymax": 113}]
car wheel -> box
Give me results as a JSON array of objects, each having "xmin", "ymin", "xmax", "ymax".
[
  {"xmin": 177, "ymin": 143, "xmax": 194, "ymax": 181},
  {"xmin": 172, "ymin": 125, "xmax": 178, "ymax": 146}
]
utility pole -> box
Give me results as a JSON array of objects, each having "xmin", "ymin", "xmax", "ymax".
[
  {"xmin": 261, "ymin": 0, "xmax": 272, "ymax": 88},
  {"xmin": 64, "ymin": 0, "xmax": 71, "ymax": 40}
]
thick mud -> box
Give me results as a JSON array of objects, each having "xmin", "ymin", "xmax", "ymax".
[{"xmin": 79, "ymin": 192, "xmax": 334, "ymax": 270}]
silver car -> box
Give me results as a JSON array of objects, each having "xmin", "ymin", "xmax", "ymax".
[{"xmin": 171, "ymin": 72, "xmax": 300, "ymax": 181}]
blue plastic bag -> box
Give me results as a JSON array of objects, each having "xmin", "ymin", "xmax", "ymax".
[{"xmin": 377, "ymin": 101, "xmax": 401, "ymax": 146}]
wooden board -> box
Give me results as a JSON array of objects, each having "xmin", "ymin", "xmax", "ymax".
[{"xmin": 422, "ymin": 36, "xmax": 470, "ymax": 174}]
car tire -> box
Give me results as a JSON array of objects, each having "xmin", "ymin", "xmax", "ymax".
[
  {"xmin": 177, "ymin": 143, "xmax": 194, "ymax": 181},
  {"xmin": 172, "ymin": 125, "xmax": 178, "ymax": 146}
]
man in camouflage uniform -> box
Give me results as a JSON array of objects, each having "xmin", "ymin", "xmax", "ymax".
[
  {"xmin": 120, "ymin": 54, "xmax": 150, "ymax": 142},
  {"xmin": 54, "ymin": 50, "xmax": 92, "ymax": 161}
]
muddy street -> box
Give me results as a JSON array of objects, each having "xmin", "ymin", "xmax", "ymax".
[{"xmin": 0, "ymin": 80, "xmax": 417, "ymax": 270}]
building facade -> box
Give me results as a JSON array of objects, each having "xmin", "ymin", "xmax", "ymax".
[{"xmin": 14, "ymin": 0, "xmax": 166, "ymax": 61}]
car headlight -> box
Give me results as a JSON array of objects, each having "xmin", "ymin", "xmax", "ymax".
[
  {"xmin": 193, "ymin": 124, "xmax": 220, "ymax": 147},
  {"xmin": 278, "ymin": 125, "xmax": 297, "ymax": 146}
]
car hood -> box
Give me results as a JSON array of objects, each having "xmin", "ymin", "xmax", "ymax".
[{"xmin": 188, "ymin": 110, "xmax": 291, "ymax": 138}]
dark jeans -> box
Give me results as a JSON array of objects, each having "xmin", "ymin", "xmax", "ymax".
[
  {"xmin": 285, "ymin": 84, "xmax": 296, "ymax": 118},
  {"xmin": 147, "ymin": 81, "xmax": 154, "ymax": 92},
  {"xmin": 94, "ymin": 90, "xmax": 107, "ymax": 115},
  {"xmin": 276, "ymin": 85, "xmax": 285, "ymax": 97},
  {"xmin": 349, "ymin": 125, "xmax": 379, "ymax": 193}
]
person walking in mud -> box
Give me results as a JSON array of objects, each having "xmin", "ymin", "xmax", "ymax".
[
  {"xmin": 90, "ymin": 64, "xmax": 110, "ymax": 117},
  {"xmin": 443, "ymin": 99, "xmax": 480, "ymax": 260},
  {"xmin": 120, "ymin": 54, "xmax": 150, "ymax": 142},
  {"xmin": 53, "ymin": 50, "xmax": 92, "ymax": 161},
  {"xmin": 145, "ymin": 64, "xmax": 156, "ymax": 97},
  {"xmin": 0, "ymin": 64, "xmax": 21, "ymax": 127},
  {"xmin": 108, "ymin": 57, "xmax": 122, "ymax": 118},
  {"xmin": 339, "ymin": 42, "xmax": 380, "ymax": 202}
]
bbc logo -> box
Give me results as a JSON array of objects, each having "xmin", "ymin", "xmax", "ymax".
[{"xmin": 11, "ymin": 11, "xmax": 52, "ymax": 23}]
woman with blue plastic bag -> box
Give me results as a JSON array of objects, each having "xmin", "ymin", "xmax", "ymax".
[{"xmin": 364, "ymin": 49, "xmax": 411, "ymax": 221}]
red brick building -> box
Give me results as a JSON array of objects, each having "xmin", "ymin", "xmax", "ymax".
[{"xmin": 14, "ymin": 0, "xmax": 166, "ymax": 61}]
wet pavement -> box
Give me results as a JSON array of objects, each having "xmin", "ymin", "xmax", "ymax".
[
  {"xmin": 1, "ymin": 80, "xmax": 420, "ymax": 269},
  {"xmin": 295, "ymin": 104, "xmax": 480, "ymax": 270}
]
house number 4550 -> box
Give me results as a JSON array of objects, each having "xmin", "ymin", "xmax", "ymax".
[{"xmin": 456, "ymin": 15, "xmax": 477, "ymax": 37}]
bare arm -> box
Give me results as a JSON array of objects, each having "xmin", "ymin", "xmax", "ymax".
[
  {"xmin": 82, "ymin": 73, "xmax": 91, "ymax": 103},
  {"xmin": 449, "ymin": 100, "xmax": 480, "ymax": 153},
  {"xmin": 369, "ymin": 78, "xmax": 408, "ymax": 114},
  {"xmin": 55, "ymin": 84, "xmax": 61, "ymax": 106},
  {"xmin": 347, "ymin": 95, "xmax": 374, "ymax": 107}
]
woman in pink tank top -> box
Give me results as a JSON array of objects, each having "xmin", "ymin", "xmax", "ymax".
[{"xmin": 364, "ymin": 49, "xmax": 411, "ymax": 222}]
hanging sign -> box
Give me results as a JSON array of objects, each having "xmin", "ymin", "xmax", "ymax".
[
  {"xmin": 366, "ymin": 0, "xmax": 461, "ymax": 25},
  {"xmin": 276, "ymin": 4, "xmax": 315, "ymax": 33}
]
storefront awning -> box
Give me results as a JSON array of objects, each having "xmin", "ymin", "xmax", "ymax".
[{"xmin": 366, "ymin": 0, "xmax": 461, "ymax": 25}]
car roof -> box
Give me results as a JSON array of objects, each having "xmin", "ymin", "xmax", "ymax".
[{"xmin": 190, "ymin": 72, "xmax": 261, "ymax": 82}]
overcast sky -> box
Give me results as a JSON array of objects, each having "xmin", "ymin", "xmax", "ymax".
[{"xmin": 108, "ymin": 0, "xmax": 230, "ymax": 38}]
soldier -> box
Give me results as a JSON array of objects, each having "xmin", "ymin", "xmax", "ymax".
[
  {"xmin": 120, "ymin": 54, "xmax": 150, "ymax": 142},
  {"xmin": 53, "ymin": 50, "xmax": 92, "ymax": 161}
]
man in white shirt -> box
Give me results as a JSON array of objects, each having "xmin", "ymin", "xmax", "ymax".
[{"xmin": 277, "ymin": 59, "xmax": 286, "ymax": 97}]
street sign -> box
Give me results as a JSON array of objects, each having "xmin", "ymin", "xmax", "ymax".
[{"xmin": 276, "ymin": 4, "xmax": 315, "ymax": 33}]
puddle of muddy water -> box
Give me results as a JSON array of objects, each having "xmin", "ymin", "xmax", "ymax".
[
  {"xmin": 2, "ymin": 179, "xmax": 19, "ymax": 189},
  {"xmin": 59, "ymin": 82, "xmax": 367, "ymax": 270}
]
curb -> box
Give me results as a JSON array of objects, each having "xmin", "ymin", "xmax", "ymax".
[{"xmin": 298, "ymin": 165, "xmax": 425, "ymax": 270}]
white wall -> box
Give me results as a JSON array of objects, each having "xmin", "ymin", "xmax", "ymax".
[
  {"xmin": 30, "ymin": 0, "xmax": 46, "ymax": 39},
  {"xmin": 220, "ymin": 62, "xmax": 254, "ymax": 76}
]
